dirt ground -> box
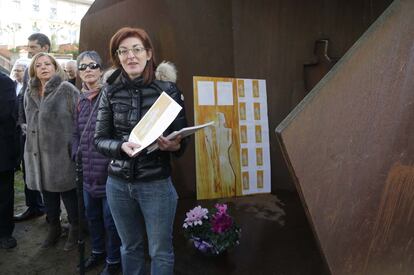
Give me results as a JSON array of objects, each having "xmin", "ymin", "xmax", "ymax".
[
  {"xmin": 1, "ymin": 172, "xmax": 324, "ymax": 275},
  {"xmin": 0, "ymin": 173, "xmax": 101, "ymax": 275},
  {"xmin": 0, "ymin": 175, "xmax": 286, "ymax": 275},
  {"xmin": 1, "ymin": 192, "xmax": 284, "ymax": 275}
]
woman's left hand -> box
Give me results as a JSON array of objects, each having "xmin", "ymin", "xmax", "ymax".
[{"xmin": 157, "ymin": 135, "xmax": 182, "ymax": 152}]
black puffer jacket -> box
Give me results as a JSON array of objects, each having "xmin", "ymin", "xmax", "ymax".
[{"xmin": 94, "ymin": 72, "xmax": 187, "ymax": 182}]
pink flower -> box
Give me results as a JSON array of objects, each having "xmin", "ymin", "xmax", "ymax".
[
  {"xmin": 215, "ymin": 203, "xmax": 228, "ymax": 214},
  {"xmin": 211, "ymin": 212, "xmax": 233, "ymax": 233},
  {"xmin": 183, "ymin": 206, "xmax": 209, "ymax": 228}
]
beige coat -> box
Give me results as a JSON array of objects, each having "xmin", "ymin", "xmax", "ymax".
[{"xmin": 24, "ymin": 75, "xmax": 79, "ymax": 192}]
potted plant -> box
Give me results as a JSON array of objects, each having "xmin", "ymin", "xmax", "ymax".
[{"xmin": 183, "ymin": 203, "xmax": 241, "ymax": 255}]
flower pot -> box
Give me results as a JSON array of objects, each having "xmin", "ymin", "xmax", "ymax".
[{"xmin": 191, "ymin": 237, "xmax": 221, "ymax": 256}]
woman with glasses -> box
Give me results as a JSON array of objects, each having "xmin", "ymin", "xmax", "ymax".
[
  {"xmin": 72, "ymin": 51, "xmax": 121, "ymax": 275},
  {"xmin": 24, "ymin": 53, "xmax": 79, "ymax": 250},
  {"xmin": 94, "ymin": 27, "xmax": 188, "ymax": 275}
]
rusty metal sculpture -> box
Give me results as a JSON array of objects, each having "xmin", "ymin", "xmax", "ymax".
[{"xmin": 276, "ymin": 0, "xmax": 414, "ymax": 274}]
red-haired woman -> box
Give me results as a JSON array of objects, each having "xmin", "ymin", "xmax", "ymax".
[{"xmin": 94, "ymin": 27, "xmax": 187, "ymax": 275}]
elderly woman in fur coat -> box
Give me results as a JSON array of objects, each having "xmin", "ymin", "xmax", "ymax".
[{"xmin": 24, "ymin": 52, "xmax": 80, "ymax": 250}]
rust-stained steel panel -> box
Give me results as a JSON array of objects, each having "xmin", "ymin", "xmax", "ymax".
[
  {"xmin": 276, "ymin": 0, "xmax": 414, "ymax": 274},
  {"xmin": 81, "ymin": 0, "xmax": 392, "ymax": 196},
  {"xmin": 80, "ymin": 0, "xmax": 235, "ymax": 198}
]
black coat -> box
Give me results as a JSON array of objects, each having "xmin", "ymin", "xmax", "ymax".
[
  {"xmin": 0, "ymin": 72, "xmax": 17, "ymax": 172},
  {"xmin": 94, "ymin": 73, "xmax": 188, "ymax": 182},
  {"xmin": 17, "ymin": 68, "xmax": 29, "ymax": 125}
]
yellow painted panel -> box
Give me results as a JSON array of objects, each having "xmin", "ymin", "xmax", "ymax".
[
  {"xmin": 239, "ymin": 102, "xmax": 246, "ymax": 120},
  {"xmin": 242, "ymin": 171, "xmax": 249, "ymax": 190},
  {"xmin": 257, "ymin": 170, "xmax": 264, "ymax": 189},
  {"xmin": 256, "ymin": 147, "xmax": 263, "ymax": 166},
  {"xmin": 194, "ymin": 76, "xmax": 241, "ymax": 199},
  {"xmin": 241, "ymin": 148, "xmax": 248, "ymax": 167},
  {"xmin": 254, "ymin": 102, "xmax": 261, "ymax": 120},
  {"xmin": 255, "ymin": 125, "xmax": 262, "ymax": 143},
  {"xmin": 237, "ymin": 79, "xmax": 245, "ymax": 97},
  {"xmin": 253, "ymin": 79, "xmax": 260, "ymax": 97}
]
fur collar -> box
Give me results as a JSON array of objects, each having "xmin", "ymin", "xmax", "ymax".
[
  {"xmin": 106, "ymin": 61, "xmax": 178, "ymax": 86},
  {"xmin": 155, "ymin": 61, "xmax": 177, "ymax": 83},
  {"xmin": 29, "ymin": 74, "xmax": 63, "ymax": 96}
]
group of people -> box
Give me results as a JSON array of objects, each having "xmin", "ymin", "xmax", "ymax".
[{"xmin": 0, "ymin": 27, "xmax": 188, "ymax": 275}]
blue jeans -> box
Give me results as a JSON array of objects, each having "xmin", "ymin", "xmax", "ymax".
[
  {"xmin": 106, "ymin": 176, "xmax": 178, "ymax": 275},
  {"xmin": 83, "ymin": 190, "xmax": 121, "ymax": 264}
]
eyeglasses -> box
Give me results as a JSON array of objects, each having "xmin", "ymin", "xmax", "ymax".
[
  {"xmin": 78, "ymin": 63, "xmax": 100, "ymax": 71},
  {"xmin": 28, "ymin": 45, "xmax": 41, "ymax": 50},
  {"xmin": 116, "ymin": 46, "xmax": 146, "ymax": 57}
]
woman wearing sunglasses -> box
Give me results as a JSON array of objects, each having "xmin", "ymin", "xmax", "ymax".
[
  {"xmin": 72, "ymin": 51, "xmax": 121, "ymax": 275},
  {"xmin": 94, "ymin": 27, "xmax": 188, "ymax": 275},
  {"xmin": 24, "ymin": 53, "xmax": 80, "ymax": 250}
]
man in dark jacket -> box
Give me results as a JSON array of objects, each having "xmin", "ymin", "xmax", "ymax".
[
  {"xmin": 0, "ymin": 72, "xmax": 18, "ymax": 249},
  {"xmin": 64, "ymin": 60, "xmax": 77, "ymax": 85},
  {"xmin": 14, "ymin": 32, "xmax": 49, "ymax": 222}
]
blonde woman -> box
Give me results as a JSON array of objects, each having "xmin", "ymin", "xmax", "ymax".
[{"xmin": 24, "ymin": 52, "xmax": 80, "ymax": 250}]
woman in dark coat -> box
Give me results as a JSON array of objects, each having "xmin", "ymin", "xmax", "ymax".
[
  {"xmin": 72, "ymin": 51, "xmax": 121, "ymax": 274},
  {"xmin": 94, "ymin": 27, "xmax": 187, "ymax": 275}
]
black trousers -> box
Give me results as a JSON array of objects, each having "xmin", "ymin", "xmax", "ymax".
[
  {"xmin": 0, "ymin": 170, "xmax": 14, "ymax": 237},
  {"xmin": 20, "ymin": 134, "xmax": 44, "ymax": 211},
  {"xmin": 42, "ymin": 189, "xmax": 78, "ymax": 225}
]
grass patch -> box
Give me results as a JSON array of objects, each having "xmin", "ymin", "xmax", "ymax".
[
  {"xmin": 14, "ymin": 169, "xmax": 26, "ymax": 207},
  {"xmin": 14, "ymin": 169, "xmax": 25, "ymax": 193}
]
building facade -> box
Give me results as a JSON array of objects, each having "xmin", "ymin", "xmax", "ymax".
[{"xmin": 0, "ymin": 0, "xmax": 94, "ymax": 49}]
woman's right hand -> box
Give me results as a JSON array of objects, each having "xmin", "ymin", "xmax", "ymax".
[
  {"xmin": 121, "ymin": 142, "xmax": 141, "ymax": 157},
  {"xmin": 21, "ymin": 123, "xmax": 27, "ymax": 135}
]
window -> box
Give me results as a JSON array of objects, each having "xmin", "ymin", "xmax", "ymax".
[
  {"xmin": 32, "ymin": 0, "xmax": 40, "ymax": 12},
  {"xmin": 32, "ymin": 22, "xmax": 40, "ymax": 32},
  {"xmin": 49, "ymin": 0, "xmax": 57, "ymax": 19},
  {"xmin": 50, "ymin": 7, "xmax": 57, "ymax": 19},
  {"xmin": 12, "ymin": 0, "xmax": 21, "ymax": 9},
  {"xmin": 71, "ymin": 3, "xmax": 76, "ymax": 16}
]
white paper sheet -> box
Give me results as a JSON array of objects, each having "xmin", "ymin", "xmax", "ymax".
[
  {"xmin": 128, "ymin": 92, "xmax": 182, "ymax": 156},
  {"xmin": 146, "ymin": 121, "xmax": 215, "ymax": 153},
  {"xmin": 237, "ymin": 78, "xmax": 271, "ymax": 195},
  {"xmin": 217, "ymin": 81, "xmax": 233, "ymax": 105},
  {"xmin": 197, "ymin": 81, "xmax": 215, "ymax": 106},
  {"xmin": 244, "ymin": 79, "xmax": 253, "ymax": 98}
]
